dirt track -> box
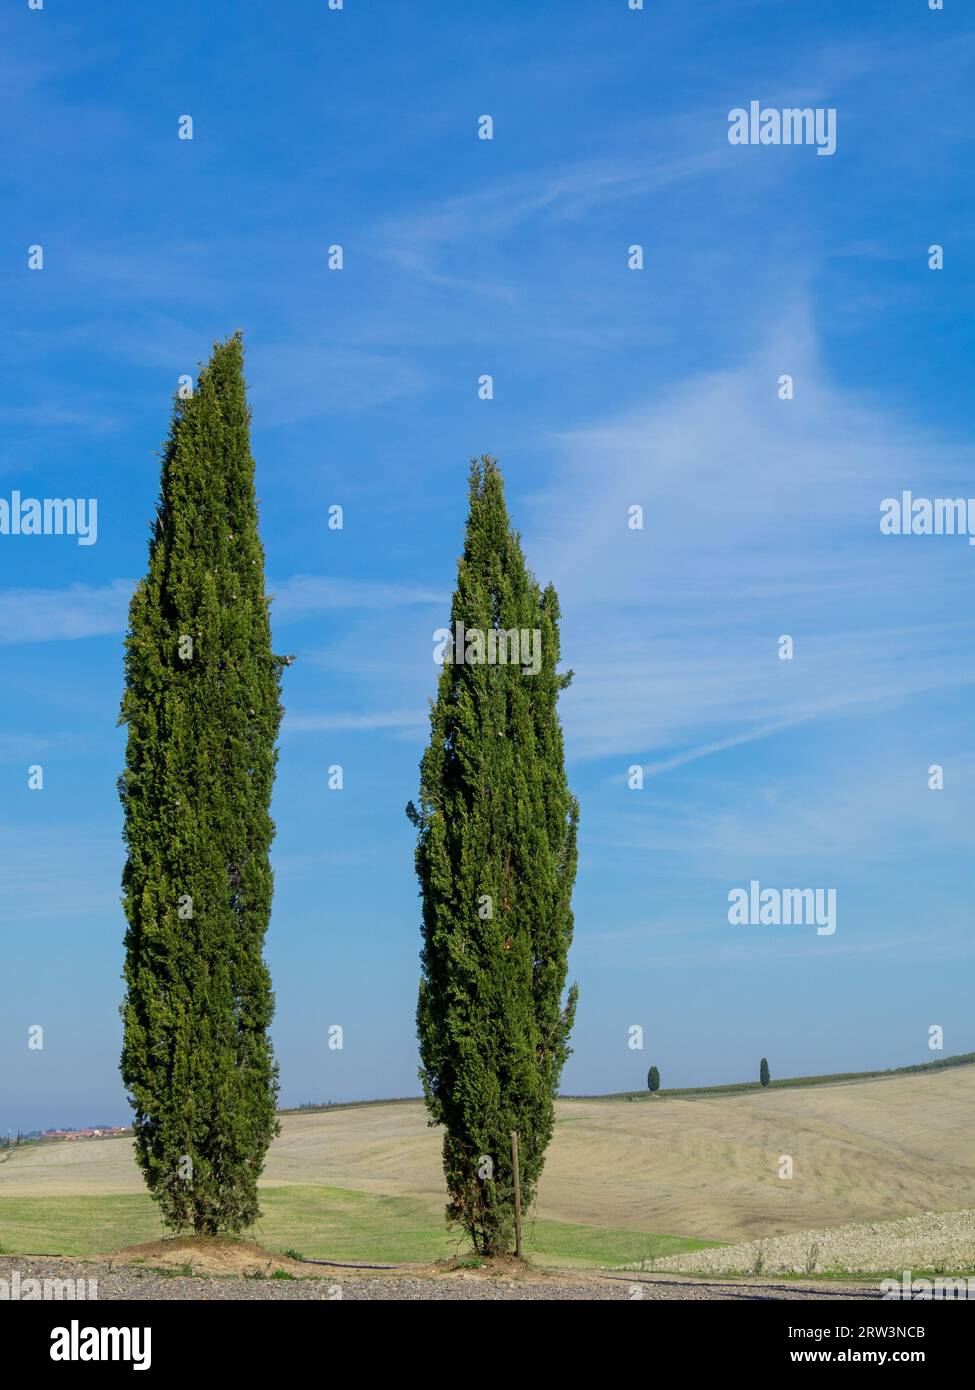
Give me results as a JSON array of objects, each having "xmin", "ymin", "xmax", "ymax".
[{"xmin": 0, "ymin": 1255, "xmax": 881, "ymax": 1301}]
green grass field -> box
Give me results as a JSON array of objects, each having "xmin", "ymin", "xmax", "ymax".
[{"xmin": 0, "ymin": 1186, "xmax": 719, "ymax": 1269}]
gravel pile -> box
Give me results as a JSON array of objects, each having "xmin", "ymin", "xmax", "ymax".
[{"xmin": 636, "ymin": 1209, "xmax": 975, "ymax": 1277}]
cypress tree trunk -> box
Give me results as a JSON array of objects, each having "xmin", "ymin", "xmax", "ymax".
[
  {"xmin": 119, "ymin": 333, "xmax": 284, "ymax": 1234},
  {"xmin": 409, "ymin": 457, "xmax": 579, "ymax": 1256}
]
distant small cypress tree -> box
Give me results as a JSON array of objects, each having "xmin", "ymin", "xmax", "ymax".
[
  {"xmin": 119, "ymin": 333, "xmax": 285, "ymax": 1234},
  {"xmin": 409, "ymin": 457, "xmax": 579, "ymax": 1256},
  {"xmin": 647, "ymin": 1065, "xmax": 660, "ymax": 1093},
  {"xmin": 760, "ymin": 1057, "xmax": 771, "ymax": 1088}
]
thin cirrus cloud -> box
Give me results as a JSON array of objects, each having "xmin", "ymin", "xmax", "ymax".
[
  {"xmin": 0, "ymin": 733, "xmax": 54, "ymax": 765},
  {"xmin": 368, "ymin": 147, "xmax": 728, "ymax": 285},
  {"xmin": 0, "ymin": 576, "xmax": 444, "ymax": 644},
  {"xmin": 270, "ymin": 575, "xmax": 446, "ymax": 620},
  {"xmin": 0, "ymin": 823, "xmax": 121, "ymax": 925},
  {"xmin": 0, "ymin": 580, "xmax": 134, "ymax": 644},
  {"xmin": 283, "ymin": 709, "xmax": 426, "ymax": 736},
  {"xmin": 590, "ymin": 753, "xmax": 975, "ymax": 878},
  {"xmin": 526, "ymin": 303, "xmax": 975, "ymax": 765},
  {"xmin": 247, "ymin": 343, "xmax": 435, "ymax": 425},
  {"xmin": 624, "ymin": 928, "xmax": 975, "ymax": 971}
]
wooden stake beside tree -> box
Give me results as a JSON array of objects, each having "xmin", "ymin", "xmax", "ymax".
[{"xmin": 510, "ymin": 1130, "xmax": 523, "ymax": 1259}]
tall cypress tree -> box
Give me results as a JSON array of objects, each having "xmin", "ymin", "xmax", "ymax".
[
  {"xmin": 119, "ymin": 333, "xmax": 284, "ymax": 1234},
  {"xmin": 408, "ymin": 457, "xmax": 579, "ymax": 1256},
  {"xmin": 760, "ymin": 1057, "xmax": 771, "ymax": 1088}
]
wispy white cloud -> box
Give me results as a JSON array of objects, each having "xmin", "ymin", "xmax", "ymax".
[
  {"xmin": 624, "ymin": 926, "xmax": 975, "ymax": 971},
  {"xmin": 271, "ymin": 576, "xmax": 445, "ymax": 621},
  {"xmin": 369, "ymin": 147, "xmax": 727, "ymax": 290},
  {"xmin": 0, "ymin": 823, "xmax": 122, "ymax": 924},
  {"xmin": 589, "ymin": 752, "xmax": 975, "ymax": 874},
  {"xmin": 0, "ymin": 575, "xmax": 444, "ymax": 645},
  {"xmin": 248, "ymin": 342, "xmax": 434, "ymax": 423},
  {"xmin": 0, "ymin": 580, "xmax": 134, "ymax": 644},
  {"xmin": 0, "ymin": 733, "xmax": 55, "ymax": 764},
  {"xmin": 283, "ymin": 709, "xmax": 426, "ymax": 735},
  {"xmin": 641, "ymin": 719, "xmax": 806, "ymax": 778},
  {"xmin": 524, "ymin": 301, "xmax": 975, "ymax": 764}
]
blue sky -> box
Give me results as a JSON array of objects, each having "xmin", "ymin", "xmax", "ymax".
[{"xmin": 2, "ymin": 0, "xmax": 973, "ymax": 1133}]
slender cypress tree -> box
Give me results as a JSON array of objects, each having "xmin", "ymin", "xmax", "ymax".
[
  {"xmin": 760, "ymin": 1057, "xmax": 771, "ymax": 1088},
  {"xmin": 119, "ymin": 333, "xmax": 285, "ymax": 1234},
  {"xmin": 647, "ymin": 1065, "xmax": 660, "ymax": 1094},
  {"xmin": 408, "ymin": 457, "xmax": 579, "ymax": 1256}
]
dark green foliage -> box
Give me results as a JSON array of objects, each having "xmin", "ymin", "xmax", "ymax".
[
  {"xmin": 408, "ymin": 458, "xmax": 579, "ymax": 1256},
  {"xmin": 119, "ymin": 334, "xmax": 285, "ymax": 1234},
  {"xmin": 760, "ymin": 1057, "xmax": 771, "ymax": 1088},
  {"xmin": 647, "ymin": 1065, "xmax": 660, "ymax": 1093}
]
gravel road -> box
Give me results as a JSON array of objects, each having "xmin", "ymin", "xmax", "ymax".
[{"xmin": 0, "ymin": 1256, "xmax": 880, "ymax": 1301}]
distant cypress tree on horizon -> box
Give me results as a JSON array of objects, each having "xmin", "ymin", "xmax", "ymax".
[
  {"xmin": 409, "ymin": 457, "xmax": 579, "ymax": 1256},
  {"xmin": 760, "ymin": 1057, "xmax": 771, "ymax": 1088},
  {"xmin": 647, "ymin": 1065, "xmax": 660, "ymax": 1093},
  {"xmin": 119, "ymin": 333, "xmax": 285, "ymax": 1234}
]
